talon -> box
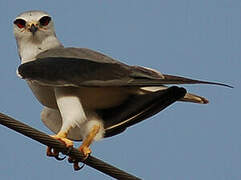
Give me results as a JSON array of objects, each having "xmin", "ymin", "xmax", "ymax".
[
  {"xmin": 73, "ymin": 162, "xmax": 85, "ymax": 171},
  {"xmin": 46, "ymin": 147, "xmax": 58, "ymax": 157},
  {"xmin": 68, "ymin": 152, "xmax": 89, "ymax": 171},
  {"xmin": 54, "ymin": 154, "xmax": 66, "ymax": 161},
  {"xmin": 46, "ymin": 132, "xmax": 73, "ymax": 161},
  {"xmin": 68, "ymin": 156, "xmax": 86, "ymax": 171},
  {"xmin": 68, "ymin": 156, "xmax": 75, "ymax": 163}
]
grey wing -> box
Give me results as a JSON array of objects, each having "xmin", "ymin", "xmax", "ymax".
[{"xmin": 18, "ymin": 47, "xmax": 232, "ymax": 88}]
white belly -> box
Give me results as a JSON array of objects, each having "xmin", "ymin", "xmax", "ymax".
[{"xmin": 27, "ymin": 81, "xmax": 133, "ymax": 109}]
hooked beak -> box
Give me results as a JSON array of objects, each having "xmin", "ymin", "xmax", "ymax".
[{"xmin": 29, "ymin": 24, "xmax": 38, "ymax": 34}]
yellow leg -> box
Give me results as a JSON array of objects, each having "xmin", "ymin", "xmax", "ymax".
[
  {"xmin": 79, "ymin": 124, "xmax": 100, "ymax": 156},
  {"xmin": 71, "ymin": 125, "xmax": 100, "ymax": 170}
]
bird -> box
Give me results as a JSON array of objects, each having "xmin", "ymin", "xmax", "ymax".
[{"xmin": 13, "ymin": 10, "xmax": 231, "ymax": 170}]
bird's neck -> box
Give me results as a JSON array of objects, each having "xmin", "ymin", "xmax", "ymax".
[{"xmin": 17, "ymin": 35, "xmax": 63, "ymax": 64}]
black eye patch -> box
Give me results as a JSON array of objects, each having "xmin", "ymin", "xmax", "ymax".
[
  {"xmin": 14, "ymin": 19, "xmax": 26, "ymax": 29},
  {"xmin": 39, "ymin": 16, "xmax": 51, "ymax": 26}
]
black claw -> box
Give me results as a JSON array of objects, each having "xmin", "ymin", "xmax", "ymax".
[
  {"xmin": 68, "ymin": 157, "xmax": 76, "ymax": 163},
  {"xmin": 74, "ymin": 163, "xmax": 85, "ymax": 171},
  {"xmin": 68, "ymin": 156, "xmax": 85, "ymax": 170},
  {"xmin": 47, "ymin": 146, "xmax": 66, "ymax": 161},
  {"xmin": 54, "ymin": 154, "xmax": 66, "ymax": 161},
  {"xmin": 46, "ymin": 147, "xmax": 54, "ymax": 157}
]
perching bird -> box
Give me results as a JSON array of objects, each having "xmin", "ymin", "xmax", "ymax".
[{"xmin": 13, "ymin": 10, "xmax": 231, "ymax": 170}]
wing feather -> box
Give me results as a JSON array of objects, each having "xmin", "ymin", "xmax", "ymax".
[
  {"xmin": 18, "ymin": 47, "xmax": 232, "ymax": 88},
  {"xmin": 102, "ymin": 86, "xmax": 187, "ymax": 137}
]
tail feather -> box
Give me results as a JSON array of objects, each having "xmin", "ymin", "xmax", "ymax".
[
  {"xmin": 162, "ymin": 74, "xmax": 233, "ymax": 88},
  {"xmin": 180, "ymin": 93, "xmax": 209, "ymax": 104},
  {"xmin": 140, "ymin": 86, "xmax": 209, "ymax": 104}
]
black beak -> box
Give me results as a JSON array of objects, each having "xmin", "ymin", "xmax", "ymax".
[{"xmin": 30, "ymin": 24, "xmax": 38, "ymax": 34}]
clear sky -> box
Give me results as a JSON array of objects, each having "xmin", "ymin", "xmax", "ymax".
[{"xmin": 0, "ymin": 1, "xmax": 240, "ymax": 179}]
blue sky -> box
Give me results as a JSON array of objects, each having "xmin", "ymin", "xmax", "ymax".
[{"xmin": 0, "ymin": 1, "xmax": 240, "ymax": 179}]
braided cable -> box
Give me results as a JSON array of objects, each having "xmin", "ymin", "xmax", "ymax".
[{"xmin": 0, "ymin": 112, "xmax": 141, "ymax": 180}]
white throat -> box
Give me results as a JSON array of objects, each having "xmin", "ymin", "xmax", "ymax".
[{"xmin": 16, "ymin": 35, "xmax": 63, "ymax": 64}]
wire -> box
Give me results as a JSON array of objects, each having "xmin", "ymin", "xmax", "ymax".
[{"xmin": 0, "ymin": 112, "xmax": 141, "ymax": 180}]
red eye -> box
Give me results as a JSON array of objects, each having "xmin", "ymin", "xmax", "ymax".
[
  {"xmin": 39, "ymin": 16, "xmax": 51, "ymax": 26},
  {"xmin": 14, "ymin": 19, "xmax": 26, "ymax": 29}
]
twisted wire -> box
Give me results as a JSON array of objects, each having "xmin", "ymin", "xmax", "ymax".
[{"xmin": 0, "ymin": 112, "xmax": 141, "ymax": 180}]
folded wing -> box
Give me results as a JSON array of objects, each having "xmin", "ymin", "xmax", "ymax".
[{"xmin": 18, "ymin": 47, "xmax": 232, "ymax": 88}]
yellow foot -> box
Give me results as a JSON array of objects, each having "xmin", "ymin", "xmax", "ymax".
[
  {"xmin": 79, "ymin": 145, "xmax": 92, "ymax": 157},
  {"xmin": 50, "ymin": 134, "xmax": 73, "ymax": 147},
  {"xmin": 46, "ymin": 133, "xmax": 73, "ymax": 160},
  {"xmin": 68, "ymin": 125, "xmax": 100, "ymax": 171}
]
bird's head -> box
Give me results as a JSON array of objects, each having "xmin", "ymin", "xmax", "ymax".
[
  {"xmin": 13, "ymin": 11, "xmax": 62, "ymax": 63},
  {"xmin": 13, "ymin": 10, "xmax": 56, "ymax": 43}
]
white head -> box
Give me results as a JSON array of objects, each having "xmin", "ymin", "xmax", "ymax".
[{"xmin": 13, "ymin": 10, "xmax": 62, "ymax": 63}]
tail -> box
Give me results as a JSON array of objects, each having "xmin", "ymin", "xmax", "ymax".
[
  {"xmin": 140, "ymin": 86, "xmax": 209, "ymax": 104},
  {"xmin": 131, "ymin": 66, "xmax": 233, "ymax": 88},
  {"xmin": 161, "ymin": 74, "xmax": 233, "ymax": 88},
  {"xmin": 180, "ymin": 93, "xmax": 209, "ymax": 104},
  {"xmin": 160, "ymin": 74, "xmax": 233, "ymax": 104}
]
